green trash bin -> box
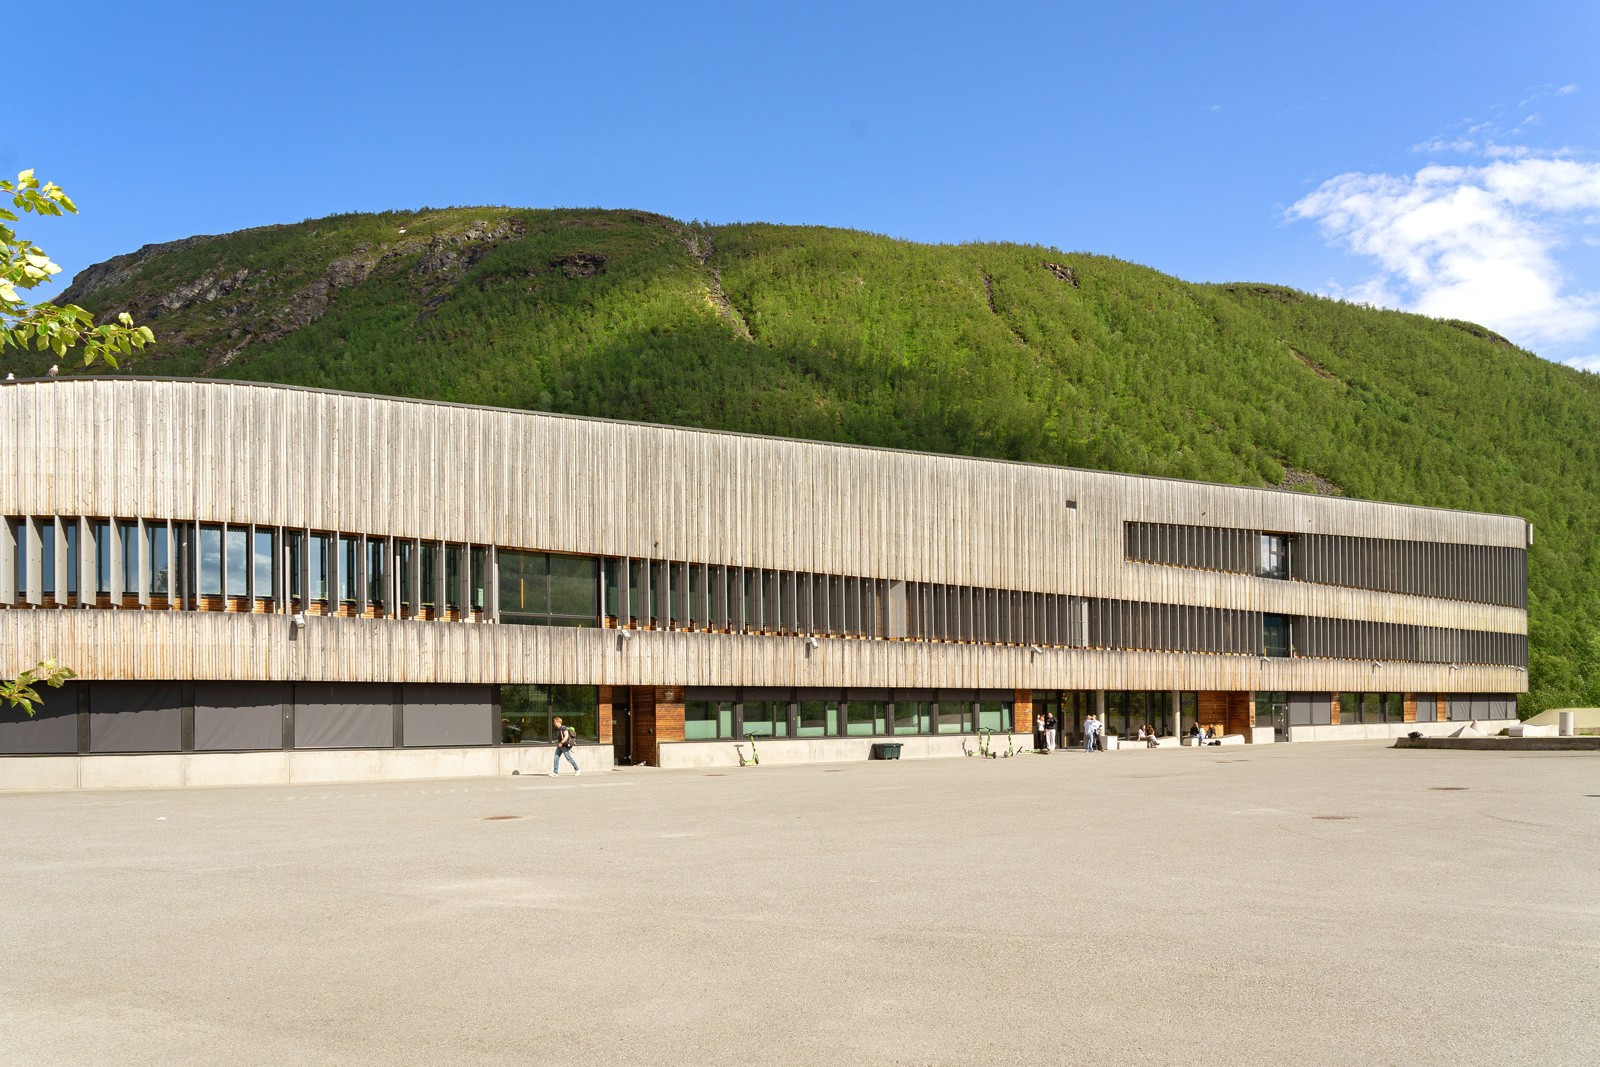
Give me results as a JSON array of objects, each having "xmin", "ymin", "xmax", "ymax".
[{"xmin": 873, "ymin": 742, "xmax": 903, "ymax": 760}]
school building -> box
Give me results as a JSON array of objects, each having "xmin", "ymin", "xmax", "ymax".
[{"xmin": 0, "ymin": 378, "xmax": 1527, "ymax": 788}]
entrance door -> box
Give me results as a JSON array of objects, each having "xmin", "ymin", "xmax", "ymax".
[
  {"xmin": 1257, "ymin": 692, "xmax": 1289, "ymax": 742},
  {"xmin": 611, "ymin": 689, "xmax": 632, "ymax": 765},
  {"xmin": 629, "ymin": 686, "xmax": 657, "ymax": 766}
]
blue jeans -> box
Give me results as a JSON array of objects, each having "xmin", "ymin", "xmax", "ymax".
[
  {"xmin": 553, "ymin": 747, "xmax": 579, "ymax": 773},
  {"xmin": 1084, "ymin": 734, "xmax": 1095, "ymax": 753}
]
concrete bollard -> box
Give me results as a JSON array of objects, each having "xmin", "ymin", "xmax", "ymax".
[{"xmin": 1559, "ymin": 711, "xmax": 1575, "ymax": 737}]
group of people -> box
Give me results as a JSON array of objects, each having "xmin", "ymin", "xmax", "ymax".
[
  {"xmin": 1068, "ymin": 713, "xmax": 1218, "ymax": 752},
  {"xmin": 1034, "ymin": 711, "xmax": 1061, "ymax": 751}
]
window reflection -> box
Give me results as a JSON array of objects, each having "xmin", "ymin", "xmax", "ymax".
[
  {"xmin": 225, "ymin": 527, "xmax": 249, "ymax": 597},
  {"xmin": 199, "ymin": 525, "xmax": 223, "ymax": 597},
  {"xmin": 253, "ymin": 529, "xmax": 273, "ymax": 597},
  {"xmin": 499, "ymin": 684, "xmax": 597, "ymax": 744},
  {"xmin": 147, "ymin": 525, "xmax": 170, "ymax": 596}
]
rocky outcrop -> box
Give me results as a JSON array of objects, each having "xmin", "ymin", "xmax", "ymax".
[
  {"xmin": 1288, "ymin": 346, "xmax": 1342, "ymax": 385},
  {"xmin": 60, "ymin": 231, "xmax": 257, "ymax": 306},
  {"xmin": 1280, "ymin": 467, "xmax": 1342, "ymax": 496},
  {"xmin": 58, "ymin": 216, "xmax": 533, "ymax": 368},
  {"xmin": 413, "ymin": 218, "xmax": 526, "ymax": 281},
  {"xmin": 550, "ymin": 253, "xmax": 607, "ymax": 279},
  {"xmin": 1043, "ymin": 261, "xmax": 1079, "ymax": 287},
  {"xmin": 681, "ymin": 231, "xmax": 751, "ymax": 340}
]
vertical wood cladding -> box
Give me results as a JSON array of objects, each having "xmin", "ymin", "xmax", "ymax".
[
  {"xmin": 1126, "ymin": 521, "xmax": 1527, "ymax": 609},
  {"xmin": 597, "ymin": 685, "xmax": 613, "ymax": 746},
  {"xmin": 1224, "ymin": 692, "xmax": 1252, "ymax": 738},
  {"xmin": 1196, "ymin": 691, "xmax": 1252, "ymax": 738},
  {"xmin": 1197, "ymin": 691, "xmax": 1228, "ymax": 735},
  {"xmin": 0, "ymin": 379, "xmax": 1530, "ymax": 694},
  {"xmin": 655, "ymin": 687, "xmax": 686, "ymax": 750},
  {"xmin": 2, "ymin": 379, "xmax": 1525, "ymax": 597},
  {"xmin": 1013, "ymin": 690, "xmax": 1033, "ymax": 735},
  {"xmin": 1298, "ymin": 617, "xmax": 1527, "ymax": 668},
  {"xmin": 629, "ymin": 686, "xmax": 656, "ymax": 766}
]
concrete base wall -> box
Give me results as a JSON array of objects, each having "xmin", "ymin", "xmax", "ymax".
[
  {"xmin": 657, "ymin": 733, "xmax": 1034, "ymax": 769},
  {"xmin": 1394, "ymin": 735, "xmax": 1600, "ymax": 752},
  {"xmin": 1288, "ymin": 719, "xmax": 1517, "ymax": 743},
  {"xmin": 0, "ymin": 745, "xmax": 613, "ymax": 792}
]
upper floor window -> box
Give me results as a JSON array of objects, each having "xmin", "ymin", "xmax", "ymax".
[
  {"xmin": 499, "ymin": 550, "xmax": 597, "ymax": 627},
  {"xmin": 1258, "ymin": 533, "xmax": 1290, "ymax": 580},
  {"xmin": 148, "ymin": 524, "xmax": 170, "ymax": 596},
  {"xmin": 253, "ymin": 529, "xmax": 274, "ymax": 597},
  {"xmin": 339, "ymin": 536, "xmax": 359, "ymax": 603},
  {"xmin": 199, "ymin": 525, "xmax": 224, "ymax": 597},
  {"xmin": 1263, "ymin": 613, "xmax": 1292, "ymax": 657},
  {"xmin": 226, "ymin": 527, "xmax": 249, "ymax": 597}
]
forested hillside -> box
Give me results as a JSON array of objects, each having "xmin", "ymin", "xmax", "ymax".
[{"xmin": 29, "ymin": 207, "xmax": 1600, "ymax": 713}]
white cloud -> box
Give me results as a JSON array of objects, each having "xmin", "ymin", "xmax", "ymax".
[
  {"xmin": 1290, "ymin": 158, "xmax": 1600, "ymax": 354},
  {"xmin": 1565, "ymin": 353, "xmax": 1600, "ymax": 373},
  {"xmin": 1557, "ymin": 84, "xmax": 1579, "ymax": 95}
]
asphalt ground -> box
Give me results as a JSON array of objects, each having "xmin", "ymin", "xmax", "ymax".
[{"xmin": 3, "ymin": 741, "xmax": 1598, "ymax": 1066}]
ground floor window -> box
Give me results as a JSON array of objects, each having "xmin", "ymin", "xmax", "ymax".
[
  {"xmin": 893, "ymin": 700, "xmax": 931, "ymax": 736},
  {"xmin": 937, "ymin": 701, "xmax": 969, "ymax": 734},
  {"xmin": 977, "ymin": 700, "xmax": 1013, "ymax": 733},
  {"xmin": 676, "ymin": 690, "xmax": 1015, "ymax": 740},
  {"xmin": 500, "ymin": 684, "xmax": 598, "ymax": 744},
  {"xmin": 796, "ymin": 700, "xmax": 835, "ymax": 737},
  {"xmin": 1102, "ymin": 691, "xmax": 1172, "ymax": 738},
  {"xmin": 847, "ymin": 700, "xmax": 883, "ymax": 736},
  {"xmin": 1338, "ymin": 692, "xmax": 1404, "ymax": 725},
  {"xmin": 685, "ymin": 700, "xmax": 735, "ymax": 740},
  {"xmin": 741, "ymin": 700, "xmax": 784, "ymax": 738},
  {"xmin": 1255, "ymin": 691, "xmax": 1289, "ymax": 728}
]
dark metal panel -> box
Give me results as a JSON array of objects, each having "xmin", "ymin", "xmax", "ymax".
[
  {"xmin": 686, "ymin": 686, "xmax": 739, "ymax": 702},
  {"xmin": 0, "ymin": 680, "xmax": 79, "ymax": 754},
  {"xmin": 194, "ymin": 681, "xmax": 290, "ymax": 751},
  {"xmin": 402, "ymin": 683, "xmax": 494, "ymax": 747},
  {"xmin": 88, "ymin": 681, "xmax": 183, "ymax": 753},
  {"xmin": 293, "ymin": 682, "xmax": 394, "ymax": 748}
]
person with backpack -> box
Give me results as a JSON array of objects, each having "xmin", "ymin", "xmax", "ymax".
[{"xmin": 551, "ymin": 716, "xmax": 581, "ymax": 777}]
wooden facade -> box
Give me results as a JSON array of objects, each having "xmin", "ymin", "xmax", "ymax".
[{"xmin": 0, "ymin": 379, "xmax": 1529, "ymax": 697}]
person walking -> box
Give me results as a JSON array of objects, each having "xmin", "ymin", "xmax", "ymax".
[
  {"xmin": 551, "ymin": 716, "xmax": 581, "ymax": 776},
  {"xmin": 1084, "ymin": 712, "xmax": 1102, "ymax": 753}
]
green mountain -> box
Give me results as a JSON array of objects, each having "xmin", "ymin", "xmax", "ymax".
[{"xmin": 28, "ymin": 206, "xmax": 1600, "ymax": 713}]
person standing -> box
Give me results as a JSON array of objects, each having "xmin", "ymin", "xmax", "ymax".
[
  {"xmin": 1045, "ymin": 710, "xmax": 1059, "ymax": 751},
  {"xmin": 551, "ymin": 716, "xmax": 581, "ymax": 776},
  {"xmin": 1084, "ymin": 712, "xmax": 1101, "ymax": 753}
]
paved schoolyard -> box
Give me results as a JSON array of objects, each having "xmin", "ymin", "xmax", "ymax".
[{"xmin": 3, "ymin": 742, "xmax": 1597, "ymax": 1066}]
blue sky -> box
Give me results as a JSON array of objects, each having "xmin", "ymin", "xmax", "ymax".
[{"xmin": 7, "ymin": 1, "xmax": 1599, "ymax": 367}]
